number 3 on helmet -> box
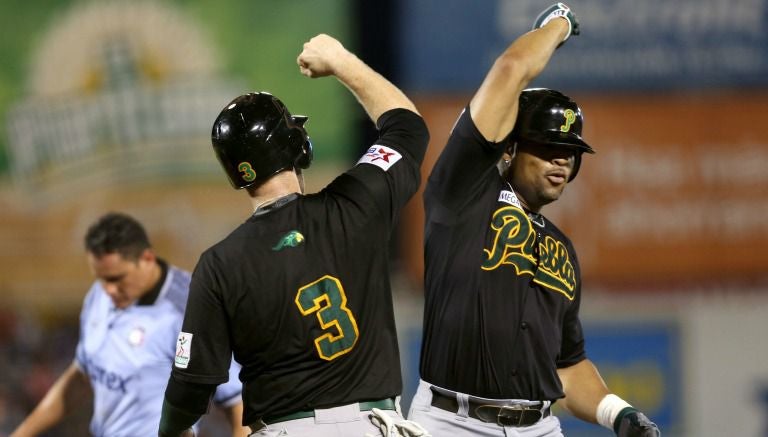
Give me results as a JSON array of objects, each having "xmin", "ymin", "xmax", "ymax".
[{"xmin": 211, "ymin": 92, "xmax": 314, "ymax": 189}]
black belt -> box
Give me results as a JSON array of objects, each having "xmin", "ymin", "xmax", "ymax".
[{"xmin": 430, "ymin": 389, "xmax": 550, "ymax": 427}]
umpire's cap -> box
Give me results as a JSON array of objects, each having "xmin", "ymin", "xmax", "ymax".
[
  {"xmin": 211, "ymin": 92, "xmax": 313, "ymax": 189},
  {"xmin": 512, "ymin": 88, "xmax": 594, "ymax": 181}
]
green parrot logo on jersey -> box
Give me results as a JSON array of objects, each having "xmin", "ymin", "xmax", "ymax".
[{"xmin": 272, "ymin": 230, "xmax": 305, "ymax": 251}]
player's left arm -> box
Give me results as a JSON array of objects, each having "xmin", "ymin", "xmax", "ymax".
[
  {"xmin": 212, "ymin": 359, "xmax": 247, "ymax": 437},
  {"xmin": 557, "ymin": 358, "xmax": 609, "ymax": 422},
  {"xmin": 158, "ymin": 376, "xmax": 217, "ymax": 437},
  {"xmin": 558, "ymin": 359, "xmax": 661, "ymax": 436},
  {"xmin": 221, "ymin": 401, "xmax": 248, "ymax": 437}
]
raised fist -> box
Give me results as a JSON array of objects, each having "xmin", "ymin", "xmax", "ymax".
[{"xmin": 532, "ymin": 3, "xmax": 580, "ymax": 47}]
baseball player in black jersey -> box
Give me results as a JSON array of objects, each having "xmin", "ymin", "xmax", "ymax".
[
  {"xmin": 408, "ymin": 4, "xmax": 660, "ymax": 437},
  {"xmin": 158, "ymin": 34, "xmax": 431, "ymax": 437}
]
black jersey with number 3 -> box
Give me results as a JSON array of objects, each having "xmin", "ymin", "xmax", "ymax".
[
  {"xmin": 171, "ymin": 109, "xmax": 428, "ymax": 425},
  {"xmin": 420, "ymin": 106, "xmax": 586, "ymax": 401}
]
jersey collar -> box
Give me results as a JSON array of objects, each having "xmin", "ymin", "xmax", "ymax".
[{"xmin": 136, "ymin": 258, "xmax": 168, "ymax": 306}]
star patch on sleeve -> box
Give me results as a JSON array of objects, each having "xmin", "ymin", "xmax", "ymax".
[{"xmin": 356, "ymin": 145, "xmax": 402, "ymax": 171}]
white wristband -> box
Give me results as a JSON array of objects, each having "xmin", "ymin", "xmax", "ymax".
[{"xmin": 596, "ymin": 394, "xmax": 633, "ymax": 430}]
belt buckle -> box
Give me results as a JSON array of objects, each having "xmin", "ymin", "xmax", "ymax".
[
  {"xmin": 495, "ymin": 404, "xmax": 542, "ymax": 427},
  {"xmin": 497, "ymin": 404, "xmax": 523, "ymax": 426}
]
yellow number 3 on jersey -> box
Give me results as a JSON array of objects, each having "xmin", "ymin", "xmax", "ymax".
[{"xmin": 295, "ymin": 275, "xmax": 359, "ymax": 361}]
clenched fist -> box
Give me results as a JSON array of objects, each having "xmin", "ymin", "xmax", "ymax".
[{"xmin": 297, "ymin": 33, "xmax": 352, "ymax": 78}]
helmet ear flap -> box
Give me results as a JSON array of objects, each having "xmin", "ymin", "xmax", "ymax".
[
  {"xmin": 569, "ymin": 152, "xmax": 582, "ymax": 182},
  {"xmin": 295, "ymin": 139, "xmax": 313, "ymax": 169}
]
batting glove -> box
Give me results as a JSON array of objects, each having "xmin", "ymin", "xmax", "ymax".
[
  {"xmin": 614, "ymin": 407, "xmax": 661, "ymax": 437},
  {"xmin": 366, "ymin": 408, "xmax": 432, "ymax": 437},
  {"xmin": 532, "ymin": 3, "xmax": 580, "ymax": 47},
  {"xmin": 395, "ymin": 419, "xmax": 431, "ymax": 437}
]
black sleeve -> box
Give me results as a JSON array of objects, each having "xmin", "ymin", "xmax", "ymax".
[
  {"xmin": 329, "ymin": 108, "xmax": 429, "ymax": 222},
  {"xmin": 375, "ymin": 108, "xmax": 429, "ymax": 165},
  {"xmin": 425, "ymin": 105, "xmax": 508, "ymax": 213},
  {"xmin": 159, "ymin": 375, "xmax": 216, "ymax": 436},
  {"xmin": 171, "ymin": 252, "xmax": 232, "ymax": 385}
]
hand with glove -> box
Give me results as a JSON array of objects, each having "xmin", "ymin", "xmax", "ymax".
[
  {"xmin": 532, "ymin": 3, "xmax": 580, "ymax": 47},
  {"xmin": 597, "ymin": 394, "xmax": 660, "ymax": 437},
  {"xmin": 366, "ymin": 408, "xmax": 431, "ymax": 437},
  {"xmin": 614, "ymin": 407, "xmax": 661, "ymax": 437}
]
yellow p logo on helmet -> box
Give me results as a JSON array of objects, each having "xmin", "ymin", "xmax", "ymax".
[{"xmin": 560, "ymin": 109, "xmax": 576, "ymax": 133}]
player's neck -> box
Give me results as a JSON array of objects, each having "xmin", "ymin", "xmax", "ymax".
[{"xmin": 248, "ymin": 170, "xmax": 301, "ymax": 212}]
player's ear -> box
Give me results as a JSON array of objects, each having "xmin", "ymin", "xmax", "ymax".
[
  {"xmin": 139, "ymin": 248, "xmax": 156, "ymax": 264},
  {"xmin": 509, "ymin": 141, "xmax": 518, "ymax": 160},
  {"xmin": 502, "ymin": 141, "xmax": 518, "ymax": 163}
]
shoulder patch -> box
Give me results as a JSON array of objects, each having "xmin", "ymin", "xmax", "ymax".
[
  {"xmin": 356, "ymin": 145, "xmax": 402, "ymax": 171},
  {"xmin": 174, "ymin": 332, "xmax": 193, "ymax": 369}
]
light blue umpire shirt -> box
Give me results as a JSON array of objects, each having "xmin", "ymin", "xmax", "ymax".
[{"xmin": 75, "ymin": 262, "xmax": 242, "ymax": 437}]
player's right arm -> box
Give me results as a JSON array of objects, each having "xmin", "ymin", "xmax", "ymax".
[
  {"xmin": 10, "ymin": 362, "xmax": 90, "ymax": 437},
  {"xmin": 470, "ymin": 3, "xmax": 575, "ymax": 142},
  {"xmin": 297, "ymin": 33, "xmax": 419, "ymax": 123},
  {"xmin": 298, "ymin": 33, "xmax": 429, "ymax": 218},
  {"xmin": 425, "ymin": 4, "xmax": 578, "ymax": 212}
]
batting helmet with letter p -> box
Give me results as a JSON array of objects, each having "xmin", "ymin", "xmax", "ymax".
[{"xmin": 512, "ymin": 88, "xmax": 594, "ymax": 181}]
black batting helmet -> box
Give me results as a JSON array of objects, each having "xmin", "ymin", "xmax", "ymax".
[
  {"xmin": 211, "ymin": 92, "xmax": 313, "ymax": 189},
  {"xmin": 512, "ymin": 88, "xmax": 594, "ymax": 181}
]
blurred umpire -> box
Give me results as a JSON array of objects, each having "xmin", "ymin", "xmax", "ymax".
[
  {"xmin": 158, "ymin": 34, "xmax": 431, "ymax": 437},
  {"xmin": 409, "ymin": 3, "xmax": 660, "ymax": 437},
  {"xmin": 11, "ymin": 212, "xmax": 246, "ymax": 437}
]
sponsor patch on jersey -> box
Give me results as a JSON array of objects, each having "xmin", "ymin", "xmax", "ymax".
[
  {"xmin": 356, "ymin": 145, "xmax": 402, "ymax": 171},
  {"xmin": 498, "ymin": 189, "xmax": 522, "ymax": 210},
  {"xmin": 174, "ymin": 332, "xmax": 193, "ymax": 369},
  {"xmin": 272, "ymin": 230, "xmax": 305, "ymax": 251}
]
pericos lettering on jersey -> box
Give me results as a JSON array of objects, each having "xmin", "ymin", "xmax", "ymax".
[
  {"xmin": 174, "ymin": 332, "xmax": 193, "ymax": 369},
  {"xmin": 356, "ymin": 145, "xmax": 402, "ymax": 171},
  {"xmin": 481, "ymin": 206, "xmax": 576, "ymax": 300}
]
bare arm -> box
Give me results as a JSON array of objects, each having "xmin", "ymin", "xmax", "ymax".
[
  {"xmin": 470, "ymin": 17, "xmax": 569, "ymax": 142},
  {"xmin": 297, "ymin": 33, "xmax": 418, "ymax": 122},
  {"xmin": 11, "ymin": 362, "xmax": 90, "ymax": 437},
  {"xmin": 556, "ymin": 359, "xmax": 611, "ymax": 423},
  {"xmin": 222, "ymin": 401, "xmax": 249, "ymax": 437}
]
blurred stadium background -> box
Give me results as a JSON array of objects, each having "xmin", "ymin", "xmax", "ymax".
[{"xmin": 0, "ymin": 1, "xmax": 767, "ymax": 436}]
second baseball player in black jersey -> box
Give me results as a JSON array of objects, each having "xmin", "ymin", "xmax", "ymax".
[
  {"xmin": 408, "ymin": 4, "xmax": 660, "ymax": 437},
  {"xmin": 420, "ymin": 107, "xmax": 586, "ymax": 402}
]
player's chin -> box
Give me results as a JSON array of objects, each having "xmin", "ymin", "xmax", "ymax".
[{"xmin": 540, "ymin": 186, "xmax": 566, "ymax": 203}]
